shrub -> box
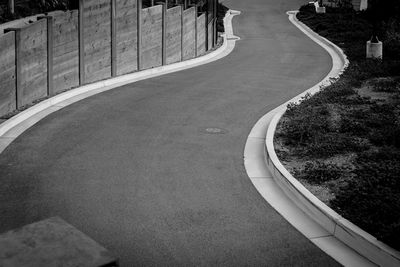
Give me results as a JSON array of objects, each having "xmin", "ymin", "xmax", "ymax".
[
  {"xmin": 369, "ymin": 77, "xmax": 400, "ymax": 93},
  {"xmin": 289, "ymin": 3, "xmax": 400, "ymax": 251},
  {"xmin": 295, "ymin": 161, "xmax": 344, "ymax": 184},
  {"xmin": 331, "ymin": 151, "xmax": 400, "ymax": 250}
]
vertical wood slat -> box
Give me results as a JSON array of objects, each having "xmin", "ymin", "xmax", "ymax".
[
  {"xmin": 111, "ymin": 0, "xmax": 117, "ymax": 76},
  {"xmin": 180, "ymin": 4, "xmax": 184, "ymax": 61},
  {"xmin": 194, "ymin": 3, "xmax": 198, "ymax": 57},
  {"xmin": 160, "ymin": 2, "xmax": 167, "ymax": 65},
  {"xmin": 78, "ymin": 0, "xmax": 85, "ymax": 85},
  {"xmin": 115, "ymin": 0, "xmax": 138, "ymax": 75},
  {"xmin": 214, "ymin": 0, "xmax": 217, "ymax": 47},
  {"xmin": 3, "ymin": 28, "xmax": 20, "ymax": 108},
  {"xmin": 165, "ymin": 5, "xmax": 182, "ymax": 64},
  {"xmin": 38, "ymin": 15, "xmax": 54, "ymax": 96},
  {"xmin": 137, "ymin": 0, "xmax": 142, "ymax": 70},
  {"xmin": 0, "ymin": 31, "xmax": 16, "ymax": 116},
  {"xmin": 5, "ymin": 20, "xmax": 48, "ymax": 108},
  {"xmin": 205, "ymin": 0, "xmax": 208, "ymax": 50},
  {"xmin": 4, "ymin": 28, "xmax": 21, "ymax": 108}
]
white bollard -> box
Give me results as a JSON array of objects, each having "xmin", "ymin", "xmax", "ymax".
[
  {"xmin": 316, "ymin": 6, "xmax": 326, "ymax": 13},
  {"xmin": 366, "ymin": 40, "xmax": 383, "ymax": 59}
]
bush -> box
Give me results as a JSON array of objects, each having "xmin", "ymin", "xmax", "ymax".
[
  {"xmin": 281, "ymin": 6, "xmax": 400, "ymax": 250},
  {"xmin": 0, "ymin": 0, "xmax": 72, "ymax": 23},
  {"xmin": 369, "ymin": 77, "xmax": 400, "ymax": 93},
  {"xmin": 295, "ymin": 161, "xmax": 344, "ymax": 184},
  {"xmin": 331, "ymin": 151, "xmax": 400, "ymax": 250},
  {"xmin": 217, "ymin": 3, "xmax": 229, "ymax": 32}
]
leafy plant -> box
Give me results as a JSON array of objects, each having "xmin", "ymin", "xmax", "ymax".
[{"xmin": 295, "ymin": 161, "xmax": 344, "ymax": 184}]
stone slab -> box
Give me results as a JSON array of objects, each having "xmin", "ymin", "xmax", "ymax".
[{"xmin": 0, "ymin": 217, "xmax": 118, "ymax": 267}]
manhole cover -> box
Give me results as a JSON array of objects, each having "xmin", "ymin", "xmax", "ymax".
[{"xmin": 200, "ymin": 127, "xmax": 228, "ymax": 135}]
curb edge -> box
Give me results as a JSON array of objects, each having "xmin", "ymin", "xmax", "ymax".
[{"xmin": 262, "ymin": 11, "xmax": 400, "ymax": 267}]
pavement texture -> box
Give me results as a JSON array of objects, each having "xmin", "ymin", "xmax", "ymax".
[{"xmin": 0, "ymin": 0, "xmax": 339, "ymax": 266}]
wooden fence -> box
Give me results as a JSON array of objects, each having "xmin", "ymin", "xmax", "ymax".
[{"xmin": 0, "ymin": 0, "xmax": 218, "ymax": 117}]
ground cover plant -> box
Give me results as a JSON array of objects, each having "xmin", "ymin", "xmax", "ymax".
[{"xmin": 275, "ymin": 2, "xmax": 400, "ymax": 250}]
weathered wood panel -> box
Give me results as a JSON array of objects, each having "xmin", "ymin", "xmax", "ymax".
[
  {"xmin": 196, "ymin": 13, "xmax": 206, "ymax": 56},
  {"xmin": 19, "ymin": 19, "xmax": 48, "ymax": 107},
  {"xmin": 0, "ymin": 32, "xmax": 16, "ymax": 116},
  {"xmin": 141, "ymin": 5, "xmax": 162, "ymax": 70},
  {"xmin": 50, "ymin": 10, "xmax": 79, "ymax": 94},
  {"xmin": 207, "ymin": 20, "xmax": 213, "ymax": 51},
  {"xmin": 166, "ymin": 6, "xmax": 182, "ymax": 64},
  {"xmin": 83, "ymin": 0, "xmax": 112, "ymax": 84},
  {"xmin": 116, "ymin": 0, "xmax": 138, "ymax": 75},
  {"xmin": 182, "ymin": 7, "xmax": 195, "ymax": 60}
]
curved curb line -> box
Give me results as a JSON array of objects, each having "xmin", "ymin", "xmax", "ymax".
[
  {"xmin": 0, "ymin": 10, "xmax": 241, "ymax": 154},
  {"xmin": 245, "ymin": 11, "xmax": 400, "ymax": 267}
]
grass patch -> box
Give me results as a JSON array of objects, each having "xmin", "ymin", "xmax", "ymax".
[{"xmin": 275, "ymin": 3, "xmax": 400, "ymax": 250}]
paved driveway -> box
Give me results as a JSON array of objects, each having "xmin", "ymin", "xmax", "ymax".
[{"xmin": 0, "ymin": 0, "xmax": 339, "ymax": 265}]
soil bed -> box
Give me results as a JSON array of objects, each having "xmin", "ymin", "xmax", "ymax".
[{"xmin": 275, "ymin": 4, "xmax": 400, "ymax": 250}]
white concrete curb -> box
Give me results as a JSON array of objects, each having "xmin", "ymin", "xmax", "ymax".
[
  {"xmin": 245, "ymin": 10, "xmax": 400, "ymax": 267},
  {"xmin": 0, "ymin": 10, "xmax": 241, "ymax": 154}
]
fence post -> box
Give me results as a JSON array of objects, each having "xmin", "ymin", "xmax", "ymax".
[
  {"xmin": 37, "ymin": 16, "xmax": 54, "ymax": 96},
  {"xmin": 157, "ymin": 2, "xmax": 167, "ymax": 65},
  {"xmin": 78, "ymin": 0, "xmax": 85, "ymax": 85},
  {"xmin": 137, "ymin": 0, "xmax": 142, "ymax": 70},
  {"xmin": 205, "ymin": 0, "xmax": 208, "ymax": 50},
  {"xmin": 4, "ymin": 28, "xmax": 21, "ymax": 108},
  {"xmin": 214, "ymin": 0, "xmax": 217, "ymax": 47},
  {"xmin": 194, "ymin": 4, "xmax": 198, "ymax": 57},
  {"xmin": 111, "ymin": 0, "xmax": 117, "ymax": 76},
  {"xmin": 180, "ymin": 3, "xmax": 184, "ymax": 61}
]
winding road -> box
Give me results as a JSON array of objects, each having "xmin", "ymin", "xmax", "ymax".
[{"xmin": 0, "ymin": 0, "xmax": 339, "ymax": 265}]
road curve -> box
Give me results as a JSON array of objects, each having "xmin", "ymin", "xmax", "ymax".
[{"xmin": 0, "ymin": 0, "xmax": 338, "ymax": 266}]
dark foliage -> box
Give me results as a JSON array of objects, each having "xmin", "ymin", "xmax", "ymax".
[
  {"xmin": 331, "ymin": 150, "xmax": 400, "ymax": 249},
  {"xmin": 278, "ymin": 4, "xmax": 400, "ymax": 250},
  {"xmin": 0, "ymin": 0, "xmax": 71, "ymax": 23},
  {"xmin": 294, "ymin": 161, "xmax": 344, "ymax": 184}
]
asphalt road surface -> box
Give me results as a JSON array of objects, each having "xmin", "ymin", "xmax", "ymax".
[{"xmin": 0, "ymin": 0, "xmax": 340, "ymax": 265}]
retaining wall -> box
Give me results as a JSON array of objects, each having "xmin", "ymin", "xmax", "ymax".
[
  {"xmin": 141, "ymin": 5, "xmax": 163, "ymax": 70},
  {"xmin": 182, "ymin": 7, "xmax": 196, "ymax": 60},
  {"xmin": 166, "ymin": 6, "xmax": 182, "ymax": 64},
  {"xmin": 0, "ymin": 1, "xmax": 217, "ymax": 118},
  {"xmin": 0, "ymin": 32, "xmax": 16, "ymax": 115}
]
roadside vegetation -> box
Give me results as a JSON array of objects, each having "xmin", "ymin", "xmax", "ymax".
[
  {"xmin": 0, "ymin": 0, "xmax": 227, "ymax": 24},
  {"xmin": 0, "ymin": 0, "xmax": 74, "ymax": 23},
  {"xmin": 275, "ymin": 1, "xmax": 400, "ymax": 250}
]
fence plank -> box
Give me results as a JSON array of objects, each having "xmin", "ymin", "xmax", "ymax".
[
  {"xmin": 182, "ymin": 6, "xmax": 195, "ymax": 60},
  {"xmin": 0, "ymin": 31, "xmax": 16, "ymax": 117},
  {"xmin": 141, "ymin": 5, "xmax": 163, "ymax": 70},
  {"xmin": 82, "ymin": 0, "xmax": 112, "ymax": 84},
  {"xmin": 116, "ymin": 0, "xmax": 138, "ymax": 75},
  {"xmin": 48, "ymin": 10, "xmax": 79, "ymax": 94},
  {"xmin": 166, "ymin": 6, "xmax": 182, "ymax": 64}
]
